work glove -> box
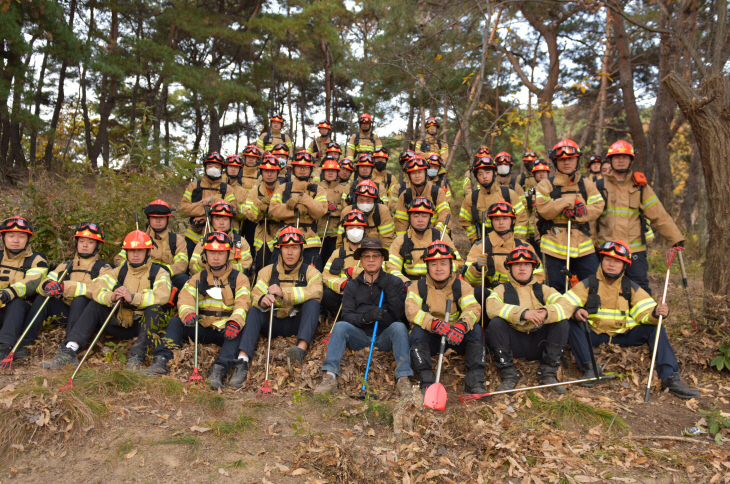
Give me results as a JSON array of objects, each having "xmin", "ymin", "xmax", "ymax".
[
  {"xmin": 673, "ymin": 240, "xmax": 685, "ymax": 250},
  {"xmin": 286, "ymin": 196, "xmax": 301, "ymax": 210},
  {"xmin": 475, "ymin": 254, "xmax": 488, "ymax": 271},
  {"xmin": 260, "ymin": 195, "xmax": 272, "ymax": 208},
  {"xmin": 43, "ymin": 280, "xmax": 64, "ymax": 297},
  {"xmin": 404, "ymin": 281, "xmax": 412, "ymax": 290},
  {"xmin": 190, "ymin": 218, "xmax": 206, "ymax": 233},
  {"xmin": 445, "ymin": 322, "xmax": 467, "ymax": 345},
  {"xmin": 431, "ymin": 319, "xmax": 450, "ymax": 337},
  {"xmin": 340, "ymin": 280, "xmax": 348, "ymax": 291},
  {"xmin": 363, "ymin": 307, "xmax": 387, "ymax": 323},
  {"xmin": 297, "ymin": 204, "xmax": 308, "ymax": 217},
  {"xmin": 224, "ymin": 321, "xmax": 241, "ymax": 340},
  {"xmin": 377, "ymin": 275, "xmax": 397, "ymax": 292},
  {"xmin": 327, "ymin": 202, "xmax": 337, "ymax": 213},
  {"xmin": 344, "ymin": 267, "xmax": 355, "ymax": 279},
  {"xmin": 562, "ymin": 207, "xmax": 575, "ymax": 219},
  {"xmin": 574, "ymin": 200, "xmax": 587, "ymax": 218},
  {"xmin": 183, "ymin": 312, "xmax": 198, "ymax": 327},
  {"xmin": 0, "ymin": 290, "xmax": 10, "ymax": 305}
]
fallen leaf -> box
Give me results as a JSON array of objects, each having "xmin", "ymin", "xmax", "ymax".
[
  {"xmin": 291, "ymin": 468, "xmax": 310, "ymax": 475},
  {"xmin": 218, "ymin": 468, "xmax": 229, "ymax": 476},
  {"xmin": 125, "ymin": 448, "xmax": 138, "ymax": 459},
  {"xmin": 190, "ymin": 426, "xmax": 211, "ymax": 433},
  {"xmin": 10, "ymin": 444, "xmax": 24, "ymax": 452}
]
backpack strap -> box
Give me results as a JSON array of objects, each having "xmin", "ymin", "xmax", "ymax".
[
  {"xmin": 417, "ymin": 278, "xmax": 462, "ymax": 316},
  {"xmin": 499, "ymin": 185, "xmax": 510, "ymax": 201},
  {"xmin": 191, "ymin": 179, "xmax": 228, "ymax": 204},
  {"xmin": 269, "ymin": 262, "xmax": 308, "ymax": 288},
  {"xmin": 264, "ymin": 132, "xmax": 272, "ymax": 146},
  {"xmin": 114, "ymin": 263, "xmax": 129, "ymax": 290},
  {"xmin": 519, "ymin": 173, "xmax": 526, "ymax": 187},
  {"xmin": 430, "ymin": 184, "xmax": 439, "ymax": 204},
  {"xmin": 532, "ymin": 283, "xmax": 545, "ymax": 306},
  {"xmin": 471, "ymin": 189, "xmax": 481, "ymax": 239},
  {"xmin": 621, "ymin": 275, "xmax": 635, "ymax": 304},
  {"xmin": 502, "ymin": 281, "xmax": 518, "ymax": 305},
  {"xmin": 421, "ymin": 138, "xmax": 429, "ymax": 152},
  {"xmin": 149, "ymin": 263, "xmax": 170, "ymax": 289},
  {"xmin": 404, "ymin": 188, "xmax": 414, "ymax": 207},
  {"xmin": 371, "ymin": 204, "xmax": 382, "ymax": 228},
  {"xmin": 584, "ymin": 275, "xmax": 600, "ymax": 314},
  {"xmin": 169, "ymin": 233, "xmax": 177, "ymax": 259},
  {"xmin": 69, "ymin": 259, "xmax": 107, "ymax": 280},
  {"xmin": 329, "ymin": 247, "xmax": 348, "ymax": 275}
]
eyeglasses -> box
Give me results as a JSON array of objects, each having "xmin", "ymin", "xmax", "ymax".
[{"xmin": 360, "ymin": 254, "xmax": 383, "ymax": 261}]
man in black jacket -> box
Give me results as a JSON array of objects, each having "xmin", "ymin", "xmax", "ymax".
[{"xmin": 313, "ymin": 238, "xmax": 412, "ymax": 396}]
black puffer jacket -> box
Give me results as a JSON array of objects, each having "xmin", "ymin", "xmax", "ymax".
[{"xmin": 341, "ymin": 270, "xmax": 406, "ymax": 332}]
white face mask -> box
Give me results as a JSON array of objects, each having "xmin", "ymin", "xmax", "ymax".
[
  {"xmin": 358, "ymin": 202, "xmax": 374, "ymax": 214},
  {"xmin": 346, "ymin": 227, "xmax": 365, "ymax": 243},
  {"xmin": 497, "ymin": 165, "xmax": 511, "ymax": 175},
  {"xmin": 427, "ymin": 168, "xmax": 439, "ymax": 178},
  {"xmin": 206, "ymin": 166, "xmax": 222, "ymax": 178},
  {"xmin": 277, "ymin": 157, "xmax": 287, "ymax": 168}
]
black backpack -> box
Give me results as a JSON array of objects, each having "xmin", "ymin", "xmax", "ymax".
[
  {"xmin": 352, "ymin": 132, "xmax": 375, "ymax": 156},
  {"xmin": 476, "ymin": 237, "xmax": 526, "ymax": 285},
  {"xmin": 502, "ymin": 281, "xmax": 545, "ymax": 306},
  {"xmin": 197, "ymin": 269, "xmax": 240, "ymax": 318},
  {"xmin": 419, "ymin": 137, "xmax": 442, "ymax": 153},
  {"xmin": 534, "ymin": 176, "xmax": 591, "ymax": 238},
  {"xmin": 417, "ymin": 278, "xmax": 463, "ymax": 315},
  {"xmin": 60, "ymin": 259, "xmax": 108, "ymax": 282},
  {"xmin": 190, "ymin": 179, "xmax": 228, "ymax": 204},
  {"xmin": 269, "ymin": 261, "xmax": 309, "ymax": 288},
  {"xmin": 470, "ymin": 185, "xmax": 511, "ymax": 240},
  {"xmin": 583, "ymin": 274, "xmax": 634, "ymax": 315},
  {"xmin": 113, "ymin": 262, "xmax": 170, "ymax": 310},
  {"xmin": 0, "ymin": 251, "xmax": 47, "ymax": 282},
  {"xmin": 328, "ymin": 247, "xmax": 352, "ymax": 275},
  {"xmin": 399, "ymin": 228, "xmax": 440, "ymax": 266}
]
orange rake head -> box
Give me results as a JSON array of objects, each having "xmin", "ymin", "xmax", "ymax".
[
  {"xmin": 256, "ymin": 379, "xmax": 275, "ymax": 401},
  {"xmin": 59, "ymin": 377, "xmax": 75, "ymax": 392},
  {"xmin": 186, "ymin": 367, "xmax": 206, "ymax": 389},
  {"xmin": 0, "ymin": 352, "xmax": 14, "ymax": 374},
  {"xmin": 666, "ymin": 247, "xmax": 679, "ymax": 265},
  {"xmin": 459, "ymin": 392, "xmax": 492, "ymax": 405}
]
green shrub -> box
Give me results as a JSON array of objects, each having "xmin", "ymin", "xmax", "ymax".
[{"xmin": 710, "ymin": 340, "xmax": 730, "ymax": 372}]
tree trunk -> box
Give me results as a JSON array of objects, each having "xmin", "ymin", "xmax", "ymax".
[
  {"xmin": 595, "ymin": 11, "xmax": 612, "ymax": 156},
  {"xmin": 208, "ymin": 105, "xmax": 221, "ymax": 153},
  {"xmin": 30, "ymin": 50, "xmax": 49, "ymax": 166},
  {"xmin": 320, "ymin": 38, "xmax": 331, "ymax": 121},
  {"xmin": 679, "ymin": 135, "xmax": 702, "ymax": 230},
  {"xmin": 663, "ymin": 72, "xmax": 730, "ymax": 299}
]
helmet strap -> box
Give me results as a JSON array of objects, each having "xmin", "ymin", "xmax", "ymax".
[
  {"xmin": 610, "ymin": 158, "xmax": 631, "ymax": 173},
  {"xmin": 129, "ymin": 250, "xmax": 150, "ymax": 268}
]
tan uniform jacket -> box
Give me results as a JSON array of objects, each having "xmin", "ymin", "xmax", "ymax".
[
  {"xmin": 388, "ymin": 178, "xmax": 411, "ymax": 214},
  {"xmin": 405, "ymin": 274, "xmax": 481, "ymax": 331},
  {"xmin": 256, "ymin": 130, "xmax": 292, "ymax": 153},
  {"xmin": 387, "ymin": 228, "xmax": 463, "ymax": 283},
  {"xmin": 251, "ymin": 258, "xmax": 323, "ymax": 318},
  {"xmin": 414, "ymin": 134, "xmax": 449, "ymax": 160},
  {"xmin": 464, "ymin": 231, "xmax": 544, "ymax": 288},
  {"xmin": 317, "ymin": 180, "xmax": 348, "ymax": 238},
  {"xmin": 269, "ymin": 179, "xmax": 329, "ymax": 249},
  {"xmin": 188, "ymin": 230, "xmax": 253, "ymax": 276},
  {"xmin": 338, "ymin": 204, "xmax": 394, "ymax": 248},
  {"xmin": 38, "ymin": 254, "xmax": 112, "ymax": 305},
  {"xmin": 322, "ymin": 243, "xmax": 364, "ymax": 294},
  {"xmin": 345, "ymin": 129, "xmax": 382, "ymax": 159},
  {"xmin": 226, "ymin": 179, "xmax": 249, "ymax": 222},
  {"xmin": 459, "ymin": 184, "xmax": 528, "ymax": 243},
  {"xmin": 486, "ymin": 275, "xmax": 570, "ymax": 333},
  {"xmin": 243, "ymin": 181, "xmax": 280, "ymax": 252},
  {"xmin": 394, "ymin": 180, "xmax": 451, "ymax": 236},
  {"xmin": 114, "ymin": 228, "xmax": 188, "ymax": 277},
  {"xmin": 178, "ymin": 264, "xmax": 251, "ymax": 329},
  {"xmin": 240, "ymin": 166, "xmax": 261, "ymax": 191},
  {"xmin": 0, "ymin": 247, "xmax": 48, "ymax": 303},
  {"xmin": 307, "ymin": 135, "xmax": 332, "ymax": 158},
  {"xmin": 180, "ymin": 176, "xmax": 239, "ymax": 219}
]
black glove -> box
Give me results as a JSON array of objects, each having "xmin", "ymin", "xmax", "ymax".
[
  {"xmin": 673, "ymin": 240, "xmax": 685, "ymax": 249},
  {"xmin": 574, "ymin": 200, "xmax": 587, "ymax": 218},
  {"xmin": 377, "ymin": 275, "xmax": 397, "ymax": 292},
  {"xmin": 363, "ymin": 307, "xmax": 387, "ymax": 323},
  {"xmin": 0, "ymin": 290, "xmax": 10, "ymax": 305}
]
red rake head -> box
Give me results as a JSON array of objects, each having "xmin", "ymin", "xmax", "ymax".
[
  {"xmin": 59, "ymin": 377, "xmax": 74, "ymax": 392},
  {"xmin": 0, "ymin": 353, "xmax": 13, "ymax": 374},
  {"xmin": 459, "ymin": 393, "xmax": 491, "ymax": 405},
  {"xmin": 186, "ymin": 367, "xmax": 206, "ymax": 389},
  {"xmin": 256, "ymin": 380, "xmax": 275, "ymax": 401},
  {"xmin": 319, "ymin": 334, "xmax": 331, "ymax": 350},
  {"xmin": 666, "ymin": 247, "xmax": 679, "ymax": 265}
]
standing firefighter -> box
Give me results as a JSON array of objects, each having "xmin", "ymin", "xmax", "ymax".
[
  {"xmin": 59, "ymin": 230, "xmax": 171, "ymax": 371},
  {"xmin": 526, "ymin": 161, "xmax": 551, "ymax": 259},
  {"xmin": 562, "ymin": 241, "xmax": 699, "ymax": 399},
  {"xmin": 415, "ymin": 117, "xmax": 449, "ymax": 160},
  {"xmin": 407, "ymin": 242, "xmax": 486, "ymax": 395},
  {"xmin": 268, "ymin": 150, "xmax": 329, "ymax": 271},
  {"xmin": 180, "ymin": 151, "xmax": 238, "ymax": 258},
  {"xmin": 115, "ymin": 199, "xmax": 189, "ymax": 303},
  {"xmin": 257, "ymin": 114, "xmax": 293, "ymax": 154},
  {"xmin": 307, "ymin": 120, "xmax": 333, "ymax": 160},
  {"xmin": 237, "ymin": 227, "xmax": 322, "ymax": 378},
  {"xmin": 141, "ymin": 232, "xmax": 252, "ymax": 390},
  {"xmin": 587, "ymin": 155, "xmax": 603, "ymax": 181},
  {"xmin": 394, "ymin": 156, "xmax": 451, "ymax": 236},
  {"xmin": 345, "ymin": 113, "xmax": 382, "ymax": 159},
  {"xmin": 486, "ymin": 246, "xmax": 570, "ymax": 393},
  {"xmin": 318, "ymin": 158, "xmax": 348, "ymax": 265},
  {"xmin": 459, "ymin": 156, "xmax": 527, "ymax": 243},
  {"xmin": 535, "ymin": 139, "xmax": 605, "ymax": 292},
  {"xmin": 243, "ymin": 155, "xmax": 281, "ymax": 270},
  {"xmin": 0, "ymin": 217, "xmax": 49, "ymax": 361},
  {"xmin": 372, "ymin": 147, "xmax": 395, "ymax": 196},
  {"xmin": 224, "ymin": 154, "xmax": 250, "ymax": 226},
  {"xmin": 38, "ymin": 223, "xmax": 113, "ymax": 368},
  {"xmin": 426, "ymin": 154, "xmax": 453, "ymax": 204},
  {"xmin": 462, "ymin": 146, "xmax": 492, "ymax": 194},
  {"xmin": 339, "ymin": 180, "xmax": 395, "ymax": 249},
  {"xmin": 517, "ymin": 151, "xmax": 539, "ymax": 191},
  {"xmin": 597, "ymin": 140, "xmax": 684, "ymax": 293},
  {"xmin": 188, "ymin": 201, "xmax": 252, "ymax": 276}
]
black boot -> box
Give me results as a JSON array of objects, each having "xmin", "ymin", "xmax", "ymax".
[
  {"xmin": 410, "ymin": 343, "xmax": 435, "ymax": 392},
  {"xmin": 661, "ymin": 373, "xmax": 701, "ymax": 399},
  {"xmin": 578, "ymin": 363, "xmax": 604, "ymax": 387},
  {"xmin": 229, "ymin": 359, "xmax": 249, "ymax": 389},
  {"xmin": 207, "ymin": 364, "xmax": 227, "ymax": 390},
  {"xmin": 464, "ymin": 341, "xmax": 487, "ymax": 394},
  {"xmin": 40, "ymin": 347, "xmax": 79, "ymax": 369},
  {"xmin": 493, "ymin": 346, "xmax": 519, "ymax": 391},
  {"xmin": 139, "ymin": 356, "xmax": 169, "ymax": 376},
  {"xmin": 537, "ymin": 343, "xmax": 566, "ymax": 394}
]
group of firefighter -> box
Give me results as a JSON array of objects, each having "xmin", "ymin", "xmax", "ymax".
[{"xmin": 0, "ymin": 112, "xmax": 699, "ymax": 400}]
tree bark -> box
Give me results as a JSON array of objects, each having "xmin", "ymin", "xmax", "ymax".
[
  {"xmin": 595, "ymin": 11, "xmax": 612, "ymax": 156},
  {"xmin": 320, "ymin": 38, "xmax": 331, "ymax": 121},
  {"xmin": 679, "ymin": 135, "xmax": 702, "ymax": 230},
  {"xmin": 208, "ymin": 105, "xmax": 221, "ymax": 153},
  {"xmin": 29, "ymin": 50, "xmax": 49, "ymax": 166}
]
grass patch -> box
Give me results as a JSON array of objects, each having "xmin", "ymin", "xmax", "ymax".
[
  {"xmin": 195, "ymin": 392, "xmax": 225, "ymax": 415},
  {"xmin": 365, "ymin": 395, "xmax": 393, "ymax": 426},
  {"xmin": 209, "ymin": 415, "xmax": 256, "ymax": 437},
  {"xmin": 116, "ymin": 440, "xmax": 133, "ymax": 459},
  {"xmin": 147, "ymin": 434, "xmax": 201, "ymax": 450}
]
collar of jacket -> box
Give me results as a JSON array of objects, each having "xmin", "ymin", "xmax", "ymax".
[
  {"xmin": 597, "ymin": 265, "xmax": 625, "ymax": 287},
  {"xmin": 227, "ymin": 176, "xmax": 240, "ymax": 187},
  {"xmin": 72, "ymin": 252, "xmax": 99, "ymax": 270},
  {"xmin": 426, "ymin": 272, "xmax": 457, "ymax": 289},
  {"xmin": 358, "ymin": 128, "xmax": 373, "ymax": 137},
  {"xmin": 412, "ymin": 179, "xmax": 434, "ymax": 196},
  {"xmin": 552, "ymin": 171, "xmax": 581, "ymax": 187},
  {"xmin": 270, "ymin": 129, "xmax": 282, "ymax": 136},
  {"xmin": 605, "ymin": 168, "xmax": 634, "ymax": 185},
  {"xmin": 3, "ymin": 245, "xmax": 32, "ymax": 261},
  {"xmin": 488, "ymin": 230, "xmax": 515, "ymax": 249},
  {"xmin": 126, "ymin": 257, "xmax": 153, "ymax": 277},
  {"xmin": 355, "ymin": 268, "xmax": 386, "ymax": 285},
  {"xmin": 407, "ymin": 225, "xmax": 435, "ymax": 243},
  {"xmin": 147, "ymin": 226, "xmax": 169, "ymax": 241},
  {"xmin": 277, "ymin": 256, "xmax": 303, "ymax": 275},
  {"xmin": 242, "ymin": 165, "xmax": 258, "ymax": 177},
  {"xmin": 202, "ymin": 175, "xmax": 222, "ymax": 187},
  {"xmin": 321, "ymin": 180, "xmax": 339, "ymax": 189},
  {"xmin": 204, "ymin": 261, "xmax": 233, "ymax": 281},
  {"xmin": 290, "ymin": 178, "xmax": 311, "ymax": 191}
]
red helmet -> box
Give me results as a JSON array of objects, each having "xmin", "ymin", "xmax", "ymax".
[
  {"xmin": 270, "ymin": 114, "xmax": 285, "ymax": 124},
  {"xmin": 407, "ymin": 197, "xmax": 435, "ymax": 215},
  {"xmin": 427, "ymin": 154, "xmax": 443, "ymax": 166},
  {"xmin": 399, "ymin": 150, "xmax": 416, "ymax": 167},
  {"xmin": 487, "ymin": 201, "xmax": 516, "ymax": 219},
  {"xmin": 277, "ymin": 226, "xmax": 305, "ymax": 246},
  {"xmin": 317, "ymin": 120, "xmax": 332, "ymax": 130},
  {"xmin": 606, "ymin": 140, "xmax": 635, "ymax": 160},
  {"xmin": 74, "ymin": 222, "xmax": 105, "ymax": 244},
  {"xmin": 495, "ymin": 152, "xmax": 513, "ymax": 165},
  {"xmin": 423, "ymin": 241, "xmax": 455, "ymax": 261},
  {"xmin": 474, "ymin": 146, "xmax": 491, "ymax": 160},
  {"xmin": 359, "ymin": 113, "xmax": 373, "ymax": 124},
  {"xmin": 598, "ymin": 240, "xmax": 632, "ymax": 265},
  {"xmin": 122, "ymin": 230, "xmax": 153, "ymax": 250},
  {"xmin": 342, "ymin": 209, "xmax": 368, "ymax": 227},
  {"xmin": 226, "ymin": 154, "xmax": 243, "ymax": 168},
  {"xmin": 325, "ymin": 142, "xmax": 342, "ymax": 154},
  {"xmin": 588, "ymin": 155, "xmax": 602, "ymax": 164},
  {"xmin": 321, "ymin": 159, "xmax": 340, "ymax": 171},
  {"xmin": 355, "ymin": 154, "xmax": 374, "ymax": 167},
  {"xmin": 339, "ymin": 158, "xmax": 355, "ymax": 172},
  {"xmin": 271, "ymin": 144, "xmax": 289, "ymax": 157},
  {"xmin": 259, "ymin": 155, "xmax": 281, "ymax": 171},
  {"xmin": 532, "ymin": 161, "xmax": 551, "ymax": 173},
  {"xmin": 144, "ymin": 199, "xmax": 172, "ymax": 217},
  {"xmin": 204, "ymin": 152, "xmax": 225, "ymax": 166},
  {"xmin": 203, "ymin": 231, "xmax": 232, "ymax": 251},
  {"xmin": 405, "ymin": 156, "xmax": 428, "ymax": 172},
  {"xmin": 292, "ymin": 150, "xmax": 315, "ymax": 167},
  {"xmin": 523, "ymin": 151, "xmax": 538, "ymax": 161},
  {"xmin": 472, "ymin": 156, "xmax": 496, "ymax": 173},
  {"xmin": 549, "ymin": 139, "xmax": 581, "ymax": 161},
  {"xmin": 0, "ymin": 216, "xmax": 33, "ymax": 237},
  {"xmin": 425, "ymin": 117, "xmax": 439, "ymax": 129},
  {"xmin": 242, "ymin": 144, "xmax": 262, "ymax": 158},
  {"xmin": 354, "ymin": 179, "xmax": 379, "ymax": 198},
  {"xmin": 373, "ymin": 147, "xmax": 389, "ymax": 159},
  {"xmin": 505, "ymin": 245, "xmax": 539, "ymax": 267},
  {"xmin": 210, "ymin": 201, "xmax": 234, "ymax": 218}
]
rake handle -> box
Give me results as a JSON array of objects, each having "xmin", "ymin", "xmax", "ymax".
[
  {"xmin": 359, "ymin": 291, "xmax": 385, "ymax": 396},
  {"xmin": 644, "ymin": 259, "xmax": 674, "ymax": 402},
  {"xmin": 565, "ymin": 219, "xmax": 572, "ymax": 293},
  {"xmin": 480, "ymin": 211, "xmax": 486, "ymax": 330},
  {"xmin": 70, "ymin": 299, "xmax": 122, "ymax": 380},
  {"xmin": 434, "ymin": 300, "xmax": 452, "ymax": 384},
  {"xmin": 676, "ymin": 251, "xmax": 697, "ymax": 329},
  {"xmin": 194, "ymin": 280, "xmax": 200, "ymax": 368},
  {"xmin": 264, "ymin": 304, "xmax": 274, "ymax": 380}
]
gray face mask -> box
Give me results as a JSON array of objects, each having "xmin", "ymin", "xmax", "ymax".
[
  {"xmin": 427, "ymin": 168, "xmax": 439, "ymax": 178},
  {"xmin": 497, "ymin": 165, "xmax": 511, "ymax": 176}
]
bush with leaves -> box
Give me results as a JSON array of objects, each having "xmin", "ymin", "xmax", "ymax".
[
  {"xmin": 698, "ymin": 407, "xmax": 730, "ymax": 445},
  {"xmin": 710, "ymin": 340, "xmax": 730, "ymax": 372}
]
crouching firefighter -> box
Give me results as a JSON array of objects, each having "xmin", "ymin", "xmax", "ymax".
[
  {"xmin": 407, "ymin": 242, "xmax": 486, "ymax": 395},
  {"xmin": 486, "ymin": 245, "xmax": 570, "ymax": 393},
  {"xmin": 321, "ymin": 210, "xmax": 366, "ymax": 318},
  {"xmin": 237, "ymin": 227, "xmax": 322, "ymax": 379},
  {"xmin": 563, "ymin": 240, "xmax": 700, "ymax": 399},
  {"xmin": 36, "ymin": 223, "xmax": 113, "ymax": 369},
  {"xmin": 189, "ymin": 201, "xmax": 252, "ymax": 276},
  {"xmin": 51, "ymin": 230, "xmax": 171, "ymax": 372},
  {"xmin": 141, "ymin": 232, "xmax": 252, "ymax": 390}
]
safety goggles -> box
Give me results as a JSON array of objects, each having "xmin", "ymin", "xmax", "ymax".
[
  {"xmin": 343, "ymin": 211, "xmax": 368, "ymax": 226},
  {"xmin": 488, "ymin": 202, "xmax": 515, "ymax": 218},
  {"xmin": 278, "ymin": 231, "xmax": 305, "ymax": 245},
  {"xmin": 203, "ymin": 231, "xmax": 232, "ymax": 249},
  {"xmin": 259, "ymin": 157, "xmax": 281, "ymax": 170},
  {"xmin": 295, "ymin": 152, "xmax": 314, "ymax": 163},
  {"xmin": 326, "ymin": 143, "xmax": 342, "ymax": 154},
  {"xmin": 1, "ymin": 217, "xmax": 33, "ymax": 234},
  {"xmin": 339, "ymin": 159, "xmax": 355, "ymax": 172},
  {"xmin": 359, "ymin": 114, "xmax": 373, "ymax": 123},
  {"xmin": 424, "ymin": 243, "xmax": 454, "ymax": 260},
  {"xmin": 243, "ymin": 145, "xmax": 262, "ymax": 157},
  {"xmin": 408, "ymin": 197, "xmax": 435, "ymax": 213},
  {"xmin": 317, "ymin": 121, "xmax": 332, "ymax": 130},
  {"xmin": 354, "ymin": 183, "xmax": 379, "ymax": 198},
  {"xmin": 210, "ymin": 203, "xmax": 234, "ymax": 217},
  {"xmin": 226, "ymin": 155, "xmax": 243, "ymax": 167},
  {"xmin": 427, "ymin": 154, "xmax": 443, "ymax": 166},
  {"xmin": 270, "ymin": 115, "xmax": 284, "ymax": 123},
  {"xmin": 356, "ymin": 155, "xmax": 374, "ymax": 166},
  {"xmin": 204, "ymin": 153, "xmax": 224, "ymax": 164},
  {"xmin": 523, "ymin": 151, "xmax": 538, "ymax": 160},
  {"xmin": 600, "ymin": 241, "xmax": 631, "ymax": 259},
  {"xmin": 507, "ymin": 247, "xmax": 538, "ymax": 265},
  {"xmin": 406, "ymin": 157, "xmax": 429, "ymax": 171},
  {"xmin": 549, "ymin": 145, "xmax": 581, "ymax": 159}
]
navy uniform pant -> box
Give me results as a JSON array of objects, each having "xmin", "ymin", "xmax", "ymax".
[{"xmin": 239, "ymin": 299, "xmax": 320, "ymax": 357}]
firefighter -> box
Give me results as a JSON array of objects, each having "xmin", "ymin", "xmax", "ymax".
[
  {"xmin": 239, "ymin": 145, "xmax": 263, "ymax": 251},
  {"xmin": 188, "ymin": 201, "xmax": 253, "ymax": 276},
  {"xmin": 318, "ymin": 158, "xmax": 348, "ymax": 265},
  {"xmin": 587, "ymin": 155, "xmax": 603, "ymax": 181},
  {"xmin": 115, "ymin": 200, "xmax": 189, "ymax": 304},
  {"xmin": 394, "ymin": 156, "xmax": 451, "ymax": 236},
  {"xmin": 338, "ymin": 157, "xmax": 354, "ymax": 185},
  {"xmin": 426, "ymin": 154, "xmax": 452, "ymax": 204},
  {"xmin": 459, "ymin": 156, "xmax": 527, "ymax": 243},
  {"xmin": 495, "ymin": 152, "xmax": 528, "ymax": 205},
  {"xmin": 371, "ymin": 147, "xmax": 394, "ymax": 194},
  {"xmin": 517, "ymin": 151, "xmax": 539, "ymax": 191},
  {"xmin": 486, "ymin": 245, "xmax": 570, "ymax": 393},
  {"xmin": 141, "ymin": 232, "xmax": 252, "ymax": 390},
  {"xmin": 321, "ymin": 210, "xmax": 367, "ymax": 318},
  {"xmin": 268, "ymin": 150, "xmax": 329, "ymax": 271},
  {"xmin": 388, "ymin": 197, "xmax": 462, "ymax": 286},
  {"xmin": 243, "ymin": 155, "xmax": 281, "ymax": 271},
  {"xmin": 180, "ymin": 151, "xmax": 238, "ymax": 258},
  {"xmin": 535, "ymin": 139, "xmax": 605, "ymax": 292},
  {"xmin": 270, "ymin": 144, "xmax": 291, "ymax": 183},
  {"xmin": 407, "ymin": 242, "xmax": 486, "ymax": 395},
  {"xmin": 349, "ymin": 154, "xmax": 388, "ymax": 203},
  {"xmin": 257, "ymin": 114, "xmax": 293, "ymax": 154},
  {"xmin": 37, "ymin": 223, "xmax": 113, "ymax": 369},
  {"xmin": 526, "ymin": 161, "xmax": 551, "ymax": 260},
  {"xmin": 600, "ymin": 159, "xmax": 611, "ymax": 177},
  {"xmin": 415, "ymin": 117, "xmax": 449, "ymax": 161},
  {"xmin": 325, "ymin": 142, "xmax": 343, "ymax": 161},
  {"xmin": 563, "ymin": 240, "xmax": 700, "ymax": 399},
  {"xmin": 339, "ymin": 180, "xmax": 395, "ymax": 249},
  {"xmin": 237, "ymin": 227, "xmax": 322, "ymax": 378},
  {"xmin": 388, "ymin": 150, "xmax": 416, "ymax": 214},
  {"xmin": 0, "ymin": 217, "xmax": 49, "ymax": 361},
  {"xmin": 345, "ymin": 113, "xmax": 383, "ymax": 159},
  {"xmin": 462, "ymin": 146, "xmax": 492, "ymax": 195},
  {"xmin": 307, "ymin": 120, "xmax": 333, "ymax": 160},
  {"xmin": 224, "ymin": 154, "xmax": 249, "ymax": 227},
  {"xmin": 58, "ymin": 230, "xmax": 171, "ymax": 371}
]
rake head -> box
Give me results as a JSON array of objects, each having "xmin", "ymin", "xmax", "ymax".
[
  {"xmin": 59, "ymin": 377, "xmax": 74, "ymax": 392},
  {"xmin": 318, "ymin": 333, "xmax": 332, "ymax": 350},
  {"xmin": 0, "ymin": 353, "xmax": 13, "ymax": 374},
  {"xmin": 459, "ymin": 392, "xmax": 492, "ymax": 405},
  {"xmin": 186, "ymin": 367, "xmax": 206, "ymax": 389},
  {"xmin": 256, "ymin": 379, "xmax": 275, "ymax": 401},
  {"xmin": 666, "ymin": 247, "xmax": 679, "ymax": 265}
]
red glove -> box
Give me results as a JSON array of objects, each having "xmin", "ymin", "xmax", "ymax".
[
  {"xmin": 224, "ymin": 321, "xmax": 241, "ymax": 340},
  {"xmin": 43, "ymin": 280, "xmax": 64, "ymax": 297},
  {"xmin": 446, "ymin": 322, "xmax": 467, "ymax": 345},
  {"xmin": 431, "ymin": 319, "xmax": 449, "ymax": 336},
  {"xmin": 183, "ymin": 313, "xmax": 198, "ymax": 327},
  {"xmin": 345, "ymin": 267, "xmax": 355, "ymax": 279},
  {"xmin": 562, "ymin": 207, "xmax": 575, "ymax": 219},
  {"xmin": 327, "ymin": 202, "xmax": 337, "ymax": 213},
  {"xmin": 340, "ymin": 280, "xmax": 348, "ymax": 291},
  {"xmin": 404, "ymin": 281, "xmax": 412, "ymax": 290},
  {"xmin": 574, "ymin": 200, "xmax": 587, "ymax": 217}
]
